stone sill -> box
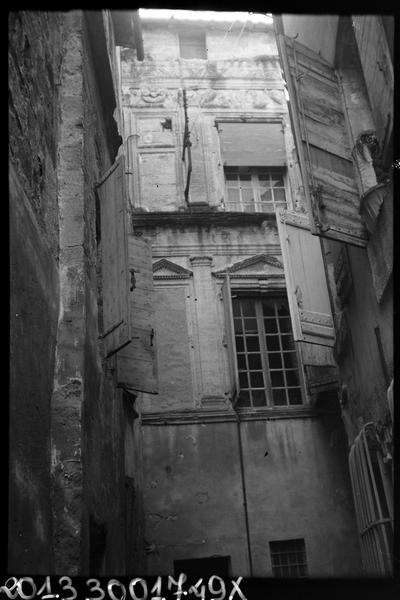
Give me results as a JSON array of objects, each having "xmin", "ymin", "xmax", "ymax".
[
  {"xmin": 141, "ymin": 405, "xmax": 318, "ymax": 425},
  {"xmin": 132, "ymin": 210, "xmax": 277, "ymax": 228}
]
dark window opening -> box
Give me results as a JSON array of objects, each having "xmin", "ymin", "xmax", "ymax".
[
  {"xmin": 174, "ymin": 556, "xmax": 231, "ymax": 577},
  {"xmin": 179, "ymin": 32, "xmax": 207, "ymax": 59},
  {"xmin": 269, "ymin": 538, "xmax": 308, "ymax": 577},
  {"xmin": 161, "ymin": 118, "xmax": 172, "ymax": 131}
]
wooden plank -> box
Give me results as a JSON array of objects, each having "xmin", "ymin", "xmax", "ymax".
[
  {"xmin": 277, "ymin": 34, "xmax": 368, "ymax": 247},
  {"xmin": 219, "ymin": 122, "xmax": 286, "ymax": 167},
  {"xmin": 117, "ymin": 235, "xmax": 158, "ymax": 394},
  {"xmin": 97, "ymin": 156, "xmax": 131, "ymax": 356},
  {"xmin": 277, "ymin": 209, "xmax": 335, "ymax": 347}
]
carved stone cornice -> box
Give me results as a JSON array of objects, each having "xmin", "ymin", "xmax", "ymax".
[
  {"xmin": 132, "ymin": 211, "xmax": 277, "ymax": 229},
  {"xmin": 152, "ymin": 258, "xmax": 193, "ymax": 280},
  {"xmin": 213, "ymin": 253, "xmax": 283, "ymax": 276},
  {"xmin": 189, "ymin": 256, "xmax": 213, "ymax": 267},
  {"xmin": 141, "ymin": 405, "xmax": 318, "ymax": 425}
]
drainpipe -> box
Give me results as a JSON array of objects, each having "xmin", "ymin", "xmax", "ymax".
[{"xmin": 234, "ymin": 409, "xmax": 254, "ymax": 576}]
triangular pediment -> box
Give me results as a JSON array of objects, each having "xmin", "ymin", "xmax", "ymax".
[
  {"xmin": 153, "ymin": 258, "xmax": 192, "ymax": 278},
  {"xmin": 214, "ymin": 254, "xmax": 283, "ymax": 277}
]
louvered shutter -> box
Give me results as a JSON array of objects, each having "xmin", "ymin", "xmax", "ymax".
[
  {"xmin": 218, "ymin": 122, "xmax": 286, "ymax": 167},
  {"xmin": 97, "ymin": 156, "xmax": 131, "ymax": 357},
  {"xmin": 221, "ymin": 274, "xmax": 239, "ymax": 403},
  {"xmin": 117, "ymin": 235, "xmax": 158, "ymax": 394},
  {"xmin": 276, "ymin": 34, "xmax": 368, "ymax": 247},
  {"xmin": 277, "ymin": 209, "xmax": 338, "ymax": 395}
]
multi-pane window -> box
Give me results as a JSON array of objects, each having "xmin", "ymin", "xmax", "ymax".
[
  {"xmin": 269, "ymin": 539, "xmax": 308, "ymax": 577},
  {"xmin": 225, "ymin": 167, "xmax": 287, "ymax": 213},
  {"xmin": 179, "ymin": 31, "xmax": 207, "ymax": 59},
  {"xmin": 233, "ymin": 296, "xmax": 303, "ymax": 408}
]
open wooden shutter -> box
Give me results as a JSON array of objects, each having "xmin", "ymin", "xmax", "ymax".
[
  {"xmin": 221, "ymin": 274, "xmax": 239, "ymax": 403},
  {"xmin": 218, "ymin": 122, "xmax": 286, "ymax": 166},
  {"xmin": 277, "ymin": 209, "xmax": 338, "ymax": 395},
  {"xmin": 97, "ymin": 156, "xmax": 131, "ymax": 357},
  {"xmin": 276, "ymin": 34, "xmax": 368, "ymax": 247},
  {"xmin": 117, "ymin": 235, "xmax": 158, "ymax": 394}
]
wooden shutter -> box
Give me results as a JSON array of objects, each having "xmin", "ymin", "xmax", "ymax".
[
  {"xmin": 218, "ymin": 122, "xmax": 286, "ymax": 167},
  {"xmin": 97, "ymin": 156, "xmax": 131, "ymax": 357},
  {"xmin": 277, "ymin": 209, "xmax": 338, "ymax": 394},
  {"xmin": 221, "ymin": 274, "xmax": 239, "ymax": 403},
  {"xmin": 276, "ymin": 34, "xmax": 368, "ymax": 247},
  {"xmin": 117, "ymin": 235, "xmax": 158, "ymax": 394}
]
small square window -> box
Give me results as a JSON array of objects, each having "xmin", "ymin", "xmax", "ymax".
[{"xmin": 269, "ymin": 539, "xmax": 308, "ymax": 577}]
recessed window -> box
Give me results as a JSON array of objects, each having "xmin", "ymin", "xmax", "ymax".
[
  {"xmin": 233, "ymin": 296, "xmax": 303, "ymax": 408},
  {"xmin": 225, "ymin": 166, "xmax": 287, "ymax": 212},
  {"xmin": 269, "ymin": 538, "xmax": 308, "ymax": 577},
  {"xmin": 179, "ymin": 31, "xmax": 207, "ymax": 59}
]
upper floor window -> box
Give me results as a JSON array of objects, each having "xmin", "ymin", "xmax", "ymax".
[
  {"xmin": 233, "ymin": 296, "xmax": 303, "ymax": 408},
  {"xmin": 218, "ymin": 121, "xmax": 287, "ymax": 212},
  {"xmin": 179, "ymin": 31, "xmax": 207, "ymax": 59},
  {"xmin": 225, "ymin": 166, "xmax": 287, "ymax": 212}
]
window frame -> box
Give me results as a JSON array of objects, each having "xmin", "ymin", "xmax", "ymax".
[
  {"xmin": 224, "ymin": 166, "xmax": 288, "ymax": 213},
  {"xmin": 269, "ymin": 538, "xmax": 308, "ymax": 578},
  {"xmin": 232, "ymin": 292, "xmax": 306, "ymax": 409}
]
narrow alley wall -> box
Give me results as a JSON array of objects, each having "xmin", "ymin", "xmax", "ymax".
[
  {"xmin": 9, "ymin": 10, "xmax": 146, "ymax": 575},
  {"xmin": 9, "ymin": 11, "xmax": 64, "ymax": 573}
]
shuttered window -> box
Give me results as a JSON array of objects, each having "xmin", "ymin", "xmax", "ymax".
[
  {"xmin": 218, "ymin": 122, "xmax": 286, "ymax": 167},
  {"xmin": 276, "ymin": 35, "xmax": 368, "ymax": 246},
  {"xmin": 116, "ymin": 235, "xmax": 158, "ymax": 394},
  {"xmin": 97, "ymin": 156, "xmax": 131, "ymax": 357},
  {"xmin": 349, "ymin": 423, "xmax": 393, "ymax": 575},
  {"xmin": 277, "ymin": 209, "xmax": 338, "ymax": 397}
]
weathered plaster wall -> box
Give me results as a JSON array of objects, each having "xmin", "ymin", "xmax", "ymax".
[
  {"xmin": 142, "ymin": 417, "xmax": 361, "ymax": 576},
  {"xmin": 120, "ymin": 20, "xmax": 300, "ymax": 213},
  {"xmin": 9, "ymin": 11, "xmax": 64, "ymax": 574},
  {"xmin": 138, "ymin": 221, "xmax": 281, "ymax": 413}
]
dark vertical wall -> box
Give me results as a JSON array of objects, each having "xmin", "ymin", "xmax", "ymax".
[
  {"xmin": 9, "ymin": 10, "xmax": 146, "ymax": 575},
  {"xmin": 9, "ymin": 11, "xmax": 64, "ymax": 574}
]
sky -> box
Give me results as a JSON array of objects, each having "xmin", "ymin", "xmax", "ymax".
[{"xmin": 138, "ymin": 9, "xmax": 273, "ymax": 24}]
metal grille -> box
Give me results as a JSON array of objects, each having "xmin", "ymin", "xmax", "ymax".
[
  {"xmin": 349, "ymin": 423, "xmax": 393, "ymax": 575},
  {"xmin": 233, "ymin": 297, "xmax": 303, "ymax": 408},
  {"xmin": 225, "ymin": 167, "xmax": 287, "ymax": 213},
  {"xmin": 269, "ymin": 539, "xmax": 308, "ymax": 577}
]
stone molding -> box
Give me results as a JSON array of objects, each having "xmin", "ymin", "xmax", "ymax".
[
  {"xmin": 213, "ymin": 253, "xmax": 283, "ymax": 276},
  {"xmin": 189, "ymin": 256, "xmax": 213, "ymax": 267},
  {"xmin": 152, "ymin": 258, "xmax": 192, "ymax": 280},
  {"xmin": 141, "ymin": 405, "xmax": 318, "ymax": 425},
  {"xmin": 132, "ymin": 211, "xmax": 277, "ymax": 228}
]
